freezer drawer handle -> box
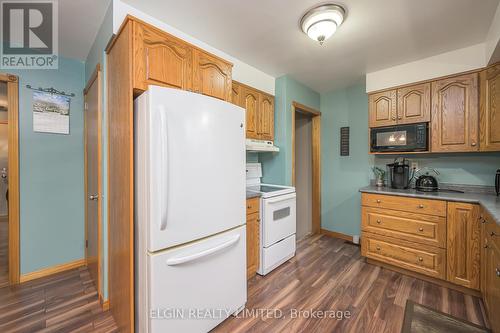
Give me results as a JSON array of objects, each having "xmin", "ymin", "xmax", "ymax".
[{"xmin": 166, "ymin": 234, "xmax": 240, "ymax": 266}]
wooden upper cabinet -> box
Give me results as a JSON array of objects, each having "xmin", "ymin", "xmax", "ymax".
[
  {"xmin": 480, "ymin": 64, "xmax": 500, "ymax": 151},
  {"xmin": 431, "ymin": 73, "xmax": 479, "ymax": 152},
  {"xmin": 369, "ymin": 90, "xmax": 397, "ymax": 127},
  {"xmin": 231, "ymin": 81, "xmax": 241, "ymax": 105},
  {"xmin": 397, "ymin": 83, "xmax": 430, "ymax": 124},
  {"xmin": 192, "ymin": 49, "xmax": 232, "ymax": 101},
  {"xmin": 446, "ymin": 202, "xmax": 481, "ymax": 290},
  {"xmin": 258, "ymin": 93, "xmax": 274, "ymax": 141},
  {"xmin": 133, "ymin": 21, "xmax": 193, "ymax": 92},
  {"xmin": 241, "ymin": 86, "xmax": 259, "ymax": 139}
]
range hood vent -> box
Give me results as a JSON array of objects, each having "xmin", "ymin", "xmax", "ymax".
[{"xmin": 246, "ymin": 139, "xmax": 279, "ymax": 152}]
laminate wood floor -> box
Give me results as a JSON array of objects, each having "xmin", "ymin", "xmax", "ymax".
[
  {"xmin": 213, "ymin": 234, "xmax": 489, "ymax": 333},
  {"xmin": 0, "ymin": 216, "xmax": 8, "ymax": 288},
  {"xmin": 0, "ymin": 266, "xmax": 118, "ymax": 333}
]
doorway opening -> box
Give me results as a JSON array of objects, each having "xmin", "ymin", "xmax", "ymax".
[
  {"xmin": 292, "ymin": 101, "xmax": 321, "ymax": 239},
  {"xmin": 0, "ymin": 73, "xmax": 20, "ymax": 286},
  {"xmin": 84, "ymin": 64, "xmax": 102, "ymax": 301}
]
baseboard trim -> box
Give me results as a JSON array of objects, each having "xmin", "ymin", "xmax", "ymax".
[
  {"xmin": 366, "ymin": 258, "xmax": 481, "ymax": 297},
  {"xmin": 320, "ymin": 229, "xmax": 353, "ymax": 242},
  {"xmin": 101, "ymin": 297, "xmax": 110, "ymax": 311},
  {"xmin": 20, "ymin": 258, "xmax": 87, "ymax": 283}
]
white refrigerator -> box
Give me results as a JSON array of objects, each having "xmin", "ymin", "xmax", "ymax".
[{"xmin": 135, "ymin": 86, "xmax": 247, "ymax": 333}]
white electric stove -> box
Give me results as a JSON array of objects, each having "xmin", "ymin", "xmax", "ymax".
[{"xmin": 246, "ymin": 163, "xmax": 296, "ymax": 275}]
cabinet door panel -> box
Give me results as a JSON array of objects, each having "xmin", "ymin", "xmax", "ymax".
[
  {"xmin": 241, "ymin": 86, "xmax": 259, "ymax": 139},
  {"xmin": 486, "ymin": 244, "xmax": 500, "ymax": 332},
  {"xmin": 431, "ymin": 73, "xmax": 479, "ymax": 152},
  {"xmin": 369, "ymin": 90, "xmax": 397, "ymax": 127},
  {"xmin": 133, "ymin": 22, "xmax": 192, "ymax": 91},
  {"xmin": 231, "ymin": 81, "xmax": 241, "ymax": 106},
  {"xmin": 258, "ymin": 94, "xmax": 274, "ymax": 141},
  {"xmin": 447, "ymin": 202, "xmax": 480, "ymax": 290},
  {"xmin": 397, "ymin": 83, "xmax": 430, "ymax": 124},
  {"xmin": 193, "ymin": 50, "xmax": 232, "ymax": 101},
  {"xmin": 246, "ymin": 212, "xmax": 260, "ymax": 279},
  {"xmin": 480, "ymin": 64, "xmax": 500, "ymax": 151}
]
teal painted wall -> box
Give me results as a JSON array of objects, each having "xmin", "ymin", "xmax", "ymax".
[
  {"xmin": 373, "ymin": 153, "xmax": 500, "ymax": 186},
  {"xmin": 261, "ymin": 75, "xmax": 320, "ymax": 185},
  {"xmin": 320, "ymin": 83, "xmax": 372, "ymax": 236},
  {"xmin": 84, "ymin": 2, "xmax": 113, "ymax": 300},
  {"xmin": 320, "ymin": 82, "xmax": 500, "ymax": 237},
  {"xmin": 8, "ymin": 58, "xmax": 86, "ymax": 274}
]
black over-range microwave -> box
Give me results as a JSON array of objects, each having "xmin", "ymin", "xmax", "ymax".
[{"xmin": 370, "ymin": 123, "xmax": 428, "ymax": 153}]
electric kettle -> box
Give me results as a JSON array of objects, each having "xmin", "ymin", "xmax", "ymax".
[{"xmin": 415, "ymin": 168, "xmax": 439, "ymax": 192}]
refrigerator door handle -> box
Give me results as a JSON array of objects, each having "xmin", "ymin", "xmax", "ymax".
[
  {"xmin": 159, "ymin": 110, "xmax": 169, "ymax": 231},
  {"xmin": 166, "ymin": 234, "xmax": 241, "ymax": 266}
]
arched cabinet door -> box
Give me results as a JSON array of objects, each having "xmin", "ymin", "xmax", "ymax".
[
  {"xmin": 431, "ymin": 73, "xmax": 479, "ymax": 152},
  {"xmin": 258, "ymin": 94, "xmax": 274, "ymax": 141},
  {"xmin": 192, "ymin": 49, "xmax": 232, "ymax": 102},
  {"xmin": 133, "ymin": 21, "xmax": 193, "ymax": 92},
  {"xmin": 480, "ymin": 64, "xmax": 500, "ymax": 151},
  {"xmin": 369, "ymin": 90, "xmax": 397, "ymax": 128},
  {"xmin": 241, "ymin": 86, "xmax": 259, "ymax": 139},
  {"xmin": 397, "ymin": 83, "xmax": 430, "ymax": 125}
]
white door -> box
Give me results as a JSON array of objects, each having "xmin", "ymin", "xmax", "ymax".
[
  {"xmin": 262, "ymin": 193, "xmax": 297, "ymax": 247},
  {"xmin": 136, "ymin": 86, "xmax": 246, "ymax": 252},
  {"xmin": 145, "ymin": 226, "xmax": 246, "ymax": 333}
]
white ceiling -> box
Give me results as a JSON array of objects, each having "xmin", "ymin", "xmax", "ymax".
[
  {"xmin": 59, "ymin": 0, "xmax": 111, "ymax": 60},
  {"xmin": 122, "ymin": 0, "xmax": 499, "ymax": 92}
]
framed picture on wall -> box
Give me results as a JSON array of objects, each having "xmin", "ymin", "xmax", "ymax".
[{"xmin": 32, "ymin": 91, "xmax": 70, "ymax": 135}]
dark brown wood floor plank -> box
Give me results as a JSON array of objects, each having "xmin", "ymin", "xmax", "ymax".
[
  {"xmin": 0, "ymin": 267, "xmax": 117, "ymax": 333},
  {"xmin": 212, "ymin": 235, "xmax": 488, "ymax": 333}
]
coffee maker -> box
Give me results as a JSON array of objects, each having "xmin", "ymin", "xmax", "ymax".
[{"xmin": 387, "ymin": 159, "xmax": 411, "ymax": 189}]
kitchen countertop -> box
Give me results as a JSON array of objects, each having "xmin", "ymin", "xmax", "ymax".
[
  {"xmin": 246, "ymin": 191, "xmax": 261, "ymax": 199},
  {"xmin": 359, "ymin": 185, "xmax": 500, "ymax": 226}
]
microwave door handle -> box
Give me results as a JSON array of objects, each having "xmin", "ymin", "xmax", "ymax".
[
  {"xmin": 159, "ymin": 111, "xmax": 168, "ymax": 231},
  {"xmin": 166, "ymin": 234, "xmax": 240, "ymax": 266}
]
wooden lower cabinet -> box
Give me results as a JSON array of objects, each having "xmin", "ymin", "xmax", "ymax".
[
  {"xmin": 481, "ymin": 210, "xmax": 500, "ymax": 332},
  {"xmin": 361, "ymin": 194, "xmax": 482, "ymax": 292},
  {"xmin": 246, "ymin": 197, "xmax": 260, "ymax": 279},
  {"xmin": 447, "ymin": 202, "xmax": 481, "ymax": 290},
  {"xmin": 362, "ymin": 232, "xmax": 446, "ymax": 279}
]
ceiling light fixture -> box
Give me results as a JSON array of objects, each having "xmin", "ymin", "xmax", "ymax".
[{"xmin": 300, "ymin": 3, "xmax": 346, "ymax": 45}]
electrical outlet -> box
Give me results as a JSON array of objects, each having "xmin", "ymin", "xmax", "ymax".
[{"xmin": 411, "ymin": 162, "xmax": 418, "ymax": 170}]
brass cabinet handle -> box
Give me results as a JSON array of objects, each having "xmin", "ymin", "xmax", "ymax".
[
  {"xmin": 418, "ymin": 204, "xmax": 424, "ymax": 209},
  {"xmin": 484, "ymin": 244, "xmax": 489, "ymax": 249},
  {"xmin": 418, "ymin": 227, "xmax": 424, "ymax": 232},
  {"xmin": 496, "ymin": 268, "xmax": 500, "ymax": 277},
  {"xmin": 376, "ymin": 199, "xmax": 381, "ymax": 203},
  {"xmin": 376, "ymin": 220, "xmax": 381, "ymax": 224},
  {"xmin": 392, "ymin": 116, "xmax": 396, "ymax": 120},
  {"xmin": 471, "ymin": 142, "xmax": 477, "ymax": 147},
  {"xmin": 418, "ymin": 257, "xmax": 424, "ymax": 262},
  {"xmin": 376, "ymin": 246, "xmax": 381, "ymax": 251}
]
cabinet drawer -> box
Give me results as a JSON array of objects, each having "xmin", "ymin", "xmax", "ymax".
[
  {"xmin": 361, "ymin": 232, "xmax": 446, "ymax": 279},
  {"xmin": 361, "ymin": 193, "xmax": 447, "ymax": 217},
  {"xmin": 246, "ymin": 197, "xmax": 260, "ymax": 215},
  {"xmin": 362, "ymin": 207, "xmax": 446, "ymax": 248}
]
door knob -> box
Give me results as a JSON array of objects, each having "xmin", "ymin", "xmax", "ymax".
[
  {"xmin": 376, "ymin": 220, "xmax": 381, "ymax": 224},
  {"xmin": 471, "ymin": 142, "xmax": 477, "ymax": 147},
  {"xmin": 418, "ymin": 257, "xmax": 423, "ymax": 262},
  {"xmin": 418, "ymin": 227, "xmax": 424, "ymax": 232},
  {"xmin": 89, "ymin": 195, "xmax": 99, "ymax": 201},
  {"xmin": 418, "ymin": 204, "xmax": 424, "ymax": 209},
  {"xmin": 376, "ymin": 199, "xmax": 381, "ymax": 203}
]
